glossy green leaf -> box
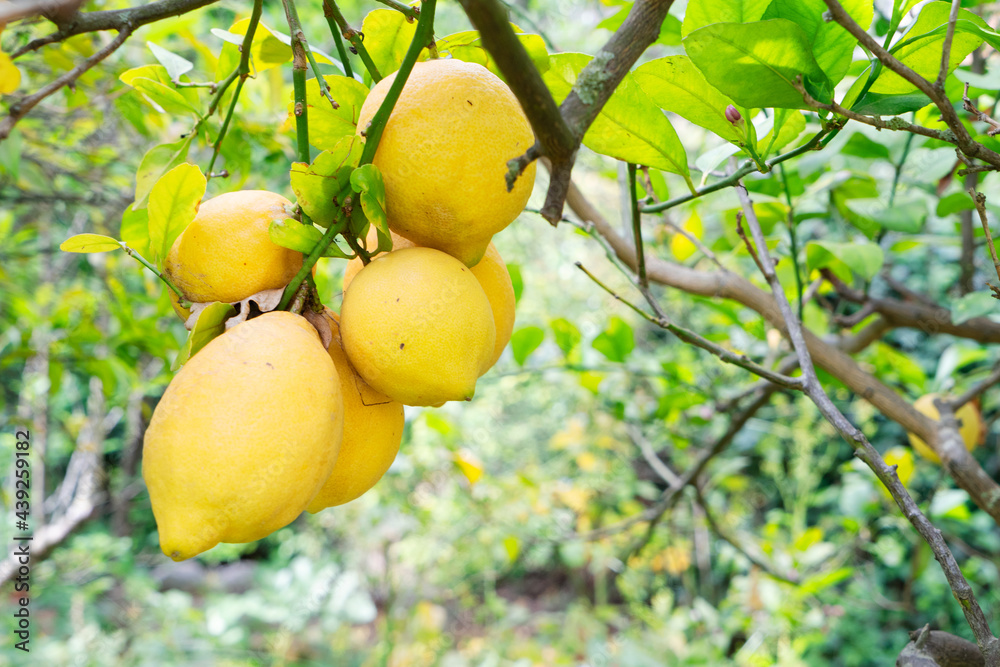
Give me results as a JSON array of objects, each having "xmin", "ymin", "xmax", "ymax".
[
  {"xmin": 302, "ymin": 76, "xmax": 371, "ymax": 151},
  {"xmin": 871, "ymin": 3, "xmax": 987, "ymax": 94},
  {"xmin": 174, "ymin": 302, "xmax": 236, "ymax": 369},
  {"xmin": 843, "ymin": 198, "xmax": 926, "ymax": 235},
  {"xmin": 592, "ymin": 316, "xmax": 635, "ymax": 363},
  {"xmin": 937, "ymin": 192, "xmax": 976, "ymax": 216},
  {"xmin": 134, "ymin": 136, "xmax": 193, "ymax": 209},
  {"xmin": 806, "ymin": 240, "xmax": 884, "ymax": 281},
  {"xmin": 147, "ymin": 163, "xmax": 206, "ymax": 268},
  {"xmin": 544, "ymin": 53, "xmax": 691, "ymax": 186},
  {"xmin": 269, "ymin": 217, "xmax": 324, "ymax": 254},
  {"xmin": 550, "ymin": 317, "xmax": 581, "ymax": 357},
  {"xmin": 840, "ymin": 132, "xmax": 892, "ymax": 160},
  {"xmin": 633, "ymin": 56, "xmax": 739, "ymax": 142},
  {"xmin": 511, "ymin": 326, "xmax": 545, "ymax": 366},
  {"xmin": 681, "ymin": 0, "xmax": 772, "ymax": 36},
  {"xmin": 362, "ymin": 9, "xmax": 423, "ymax": 79},
  {"xmin": 762, "ymin": 0, "xmax": 873, "ymax": 85},
  {"xmin": 147, "ymin": 41, "xmax": 194, "ymax": 81},
  {"xmin": 760, "ymin": 109, "xmax": 806, "ymax": 156},
  {"xmin": 350, "ymin": 164, "xmax": 388, "ymax": 241},
  {"xmin": 289, "ymin": 136, "xmax": 362, "ymax": 227},
  {"xmin": 684, "ymin": 20, "xmax": 832, "ymax": 109},
  {"xmin": 436, "ymin": 28, "xmax": 549, "ymax": 76},
  {"xmin": 60, "ymin": 234, "xmax": 122, "ymax": 253}
]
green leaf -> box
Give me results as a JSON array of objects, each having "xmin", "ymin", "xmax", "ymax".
[
  {"xmin": 302, "ymin": 76, "xmax": 371, "ymax": 151},
  {"xmin": 134, "ymin": 136, "xmax": 193, "ymax": 209},
  {"xmin": 147, "ymin": 163, "xmax": 206, "ymax": 268},
  {"xmin": 799, "ymin": 567, "xmax": 853, "ymax": 595},
  {"xmin": 507, "ymin": 263, "xmax": 524, "ymax": 304},
  {"xmin": 213, "ymin": 19, "xmax": 322, "ymax": 76},
  {"xmin": 543, "ymin": 53, "xmax": 691, "ymax": 186},
  {"xmin": 592, "ymin": 316, "xmax": 635, "ymax": 363},
  {"xmin": 269, "ymin": 218, "xmax": 324, "ymax": 254},
  {"xmin": 350, "ymin": 164, "xmax": 388, "ymax": 241},
  {"xmin": 840, "ymin": 132, "xmax": 892, "ymax": 160},
  {"xmin": 937, "ymin": 192, "xmax": 975, "ymax": 216},
  {"xmin": 289, "ymin": 136, "xmax": 363, "ymax": 226},
  {"xmin": 806, "ymin": 240, "xmax": 884, "ymax": 281},
  {"xmin": 760, "ymin": 108, "xmax": 806, "ymax": 156},
  {"xmin": 120, "ymin": 205, "xmax": 150, "ymax": 258},
  {"xmin": 952, "ymin": 291, "xmax": 997, "ymax": 323},
  {"xmin": 634, "ymin": 56, "xmax": 739, "ymax": 142},
  {"xmin": 870, "ymin": 3, "xmax": 987, "ymax": 94},
  {"xmin": 550, "ymin": 317, "xmax": 581, "ymax": 357},
  {"xmin": 147, "ymin": 41, "xmax": 194, "ymax": 81},
  {"xmin": 843, "ymin": 198, "xmax": 927, "ymax": 235},
  {"xmin": 681, "ymin": 0, "xmax": 772, "ymax": 36},
  {"xmin": 436, "ymin": 28, "xmax": 550, "ymax": 77},
  {"xmin": 510, "ymin": 326, "xmax": 544, "ymax": 366},
  {"xmin": 173, "ymin": 302, "xmax": 236, "ymax": 369},
  {"xmin": 59, "ymin": 234, "xmax": 122, "ymax": 253},
  {"xmin": 361, "ymin": 9, "xmax": 423, "ymax": 79},
  {"xmin": 685, "ymin": 20, "xmax": 833, "ymax": 109},
  {"xmin": 762, "ymin": 0, "xmax": 873, "ymax": 86},
  {"xmin": 121, "ymin": 65, "xmax": 201, "ymax": 115}
]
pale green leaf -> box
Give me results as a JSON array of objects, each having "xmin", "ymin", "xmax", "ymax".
[
  {"xmin": 511, "ymin": 326, "xmax": 544, "ymax": 366},
  {"xmin": 806, "ymin": 240, "xmax": 884, "ymax": 281},
  {"xmin": 684, "ymin": 20, "xmax": 833, "ymax": 109},
  {"xmin": 301, "ymin": 75, "xmax": 371, "ymax": 151},
  {"xmin": 174, "ymin": 302, "xmax": 236, "ymax": 369},
  {"xmin": 592, "ymin": 316, "xmax": 635, "ymax": 363},
  {"xmin": 634, "ymin": 56, "xmax": 739, "ymax": 142},
  {"xmin": 147, "ymin": 163, "xmax": 206, "ymax": 268},
  {"xmin": 147, "ymin": 41, "xmax": 194, "ymax": 81},
  {"xmin": 60, "ymin": 234, "xmax": 122, "ymax": 253},
  {"xmin": 269, "ymin": 217, "xmax": 324, "ymax": 254},
  {"xmin": 289, "ymin": 135, "xmax": 362, "ymax": 226},
  {"xmin": 681, "ymin": 0, "xmax": 772, "ymax": 36},
  {"xmin": 134, "ymin": 136, "xmax": 193, "ymax": 209}
]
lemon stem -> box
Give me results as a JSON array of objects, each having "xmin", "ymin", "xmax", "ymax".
[
  {"xmin": 358, "ymin": 0, "xmax": 436, "ymax": 167},
  {"xmin": 323, "ymin": 2, "xmax": 354, "ymax": 79},
  {"xmin": 324, "ymin": 0, "xmax": 383, "ymax": 83},
  {"xmin": 119, "ymin": 242, "xmax": 190, "ymax": 307},
  {"xmin": 206, "ymin": 0, "xmax": 263, "ymax": 179},
  {"xmin": 283, "ymin": 0, "xmax": 312, "ymax": 165}
]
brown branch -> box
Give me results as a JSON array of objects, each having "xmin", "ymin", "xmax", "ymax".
[
  {"xmin": 564, "ymin": 172, "xmax": 1000, "ymax": 527},
  {"xmin": 969, "ymin": 188, "xmax": 1000, "ymax": 299},
  {"xmin": 949, "ymin": 364, "xmax": 1000, "ymax": 412},
  {"xmin": 963, "ymin": 83, "xmax": 1000, "ymax": 137},
  {"xmin": 737, "ymin": 184, "xmax": 999, "ymax": 662},
  {"xmin": 937, "ymin": 0, "xmax": 964, "ymax": 89},
  {"xmin": 898, "ymin": 626, "xmax": 986, "ymax": 667},
  {"xmin": 821, "ymin": 0, "xmax": 1000, "ymax": 170},
  {"xmin": 459, "ymin": 0, "xmax": 675, "ymax": 223},
  {"xmin": 11, "ymin": 0, "xmax": 221, "ymax": 58},
  {"xmin": 0, "ymin": 0, "xmax": 84, "ymax": 24},
  {"xmin": 1, "ymin": 26, "xmax": 132, "ymax": 140}
]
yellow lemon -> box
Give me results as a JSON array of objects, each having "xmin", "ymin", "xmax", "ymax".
[
  {"xmin": 907, "ymin": 393, "xmax": 984, "ymax": 462},
  {"xmin": 165, "ymin": 190, "xmax": 302, "ymax": 305},
  {"xmin": 143, "ymin": 311, "xmax": 343, "ymax": 560},
  {"xmin": 343, "ymin": 227, "xmax": 514, "ymax": 373},
  {"xmin": 341, "ymin": 247, "xmax": 495, "ymax": 406},
  {"xmin": 356, "ymin": 59, "xmax": 536, "ymax": 267},
  {"xmin": 308, "ymin": 310, "xmax": 405, "ymax": 511}
]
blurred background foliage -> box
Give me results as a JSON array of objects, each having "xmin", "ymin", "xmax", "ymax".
[{"xmin": 2, "ymin": 0, "xmax": 1000, "ymax": 665}]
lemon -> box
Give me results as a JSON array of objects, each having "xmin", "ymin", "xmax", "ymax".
[
  {"xmin": 165, "ymin": 190, "xmax": 302, "ymax": 305},
  {"xmin": 356, "ymin": 59, "xmax": 536, "ymax": 267},
  {"xmin": 343, "ymin": 227, "xmax": 515, "ymax": 373},
  {"xmin": 307, "ymin": 310, "xmax": 405, "ymax": 511},
  {"xmin": 341, "ymin": 247, "xmax": 495, "ymax": 406},
  {"xmin": 907, "ymin": 393, "xmax": 984, "ymax": 462},
  {"xmin": 143, "ymin": 311, "xmax": 343, "ymax": 560}
]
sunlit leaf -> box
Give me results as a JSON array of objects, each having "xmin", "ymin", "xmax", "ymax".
[
  {"xmin": 147, "ymin": 41, "xmax": 194, "ymax": 80},
  {"xmin": 511, "ymin": 326, "xmax": 544, "ymax": 366},
  {"xmin": 147, "ymin": 163, "xmax": 206, "ymax": 268},
  {"xmin": 60, "ymin": 234, "xmax": 122, "ymax": 253},
  {"xmin": 806, "ymin": 240, "xmax": 884, "ymax": 281},
  {"xmin": 289, "ymin": 136, "xmax": 362, "ymax": 226},
  {"xmin": 592, "ymin": 316, "xmax": 635, "ymax": 363},
  {"xmin": 173, "ymin": 302, "xmax": 236, "ymax": 369},
  {"xmin": 634, "ymin": 56, "xmax": 738, "ymax": 142},
  {"xmin": 350, "ymin": 164, "xmax": 388, "ymax": 241},
  {"xmin": 681, "ymin": 0, "xmax": 772, "ymax": 36},
  {"xmin": 134, "ymin": 136, "xmax": 193, "ymax": 209},
  {"xmin": 301, "ymin": 75, "xmax": 371, "ymax": 151},
  {"xmin": 550, "ymin": 317, "xmax": 581, "ymax": 357}
]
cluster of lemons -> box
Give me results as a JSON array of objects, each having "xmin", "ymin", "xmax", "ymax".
[{"xmin": 143, "ymin": 59, "xmax": 535, "ymax": 561}]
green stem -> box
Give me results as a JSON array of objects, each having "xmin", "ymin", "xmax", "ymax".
[
  {"xmin": 641, "ymin": 129, "xmax": 830, "ymax": 214},
  {"xmin": 283, "ymin": 0, "xmax": 312, "ymax": 165},
  {"xmin": 375, "ymin": 0, "xmax": 419, "ymax": 20},
  {"xmin": 279, "ymin": 217, "xmax": 347, "ymax": 310},
  {"xmin": 120, "ymin": 243, "xmax": 189, "ymax": 305},
  {"xmin": 327, "ymin": 12, "xmax": 354, "ymax": 78},
  {"xmin": 778, "ymin": 163, "xmax": 804, "ymax": 321},
  {"xmin": 284, "ymin": 0, "xmax": 337, "ymax": 108},
  {"xmin": 324, "ymin": 0, "xmax": 383, "ymax": 82},
  {"xmin": 206, "ymin": 0, "xmax": 263, "ymax": 178},
  {"xmin": 359, "ymin": 0, "xmax": 436, "ymax": 166},
  {"xmin": 627, "ymin": 163, "xmax": 647, "ymax": 288}
]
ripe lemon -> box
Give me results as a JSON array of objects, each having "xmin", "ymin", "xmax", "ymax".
[
  {"xmin": 143, "ymin": 311, "xmax": 343, "ymax": 560},
  {"xmin": 341, "ymin": 247, "xmax": 495, "ymax": 406},
  {"xmin": 907, "ymin": 393, "xmax": 985, "ymax": 462},
  {"xmin": 343, "ymin": 227, "xmax": 515, "ymax": 373},
  {"xmin": 165, "ymin": 190, "xmax": 303, "ymax": 305},
  {"xmin": 308, "ymin": 309, "xmax": 405, "ymax": 512},
  {"xmin": 356, "ymin": 59, "xmax": 536, "ymax": 267}
]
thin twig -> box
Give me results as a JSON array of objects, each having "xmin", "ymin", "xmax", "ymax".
[
  {"xmin": 963, "ymin": 83, "xmax": 1000, "ymax": 136},
  {"xmin": 375, "ymin": 0, "xmax": 419, "ymax": 20},
  {"xmin": 323, "ymin": 0, "xmax": 383, "ymax": 82},
  {"xmin": 969, "ymin": 188, "xmax": 1000, "ymax": 298},
  {"xmin": 949, "ymin": 363, "xmax": 1000, "ymax": 411},
  {"xmin": 627, "ymin": 163, "xmax": 648, "ymax": 288},
  {"xmin": 738, "ymin": 179, "xmax": 1000, "ymax": 661},
  {"xmin": 937, "ymin": 0, "xmax": 963, "ymax": 90},
  {"xmin": 1, "ymin": 26, "xmax": 132, "ymax": 140}
]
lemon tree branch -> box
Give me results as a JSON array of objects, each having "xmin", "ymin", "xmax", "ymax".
[{"xmin": 323, "ymin": 0, "xmax": 383, "ymax": 83}]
